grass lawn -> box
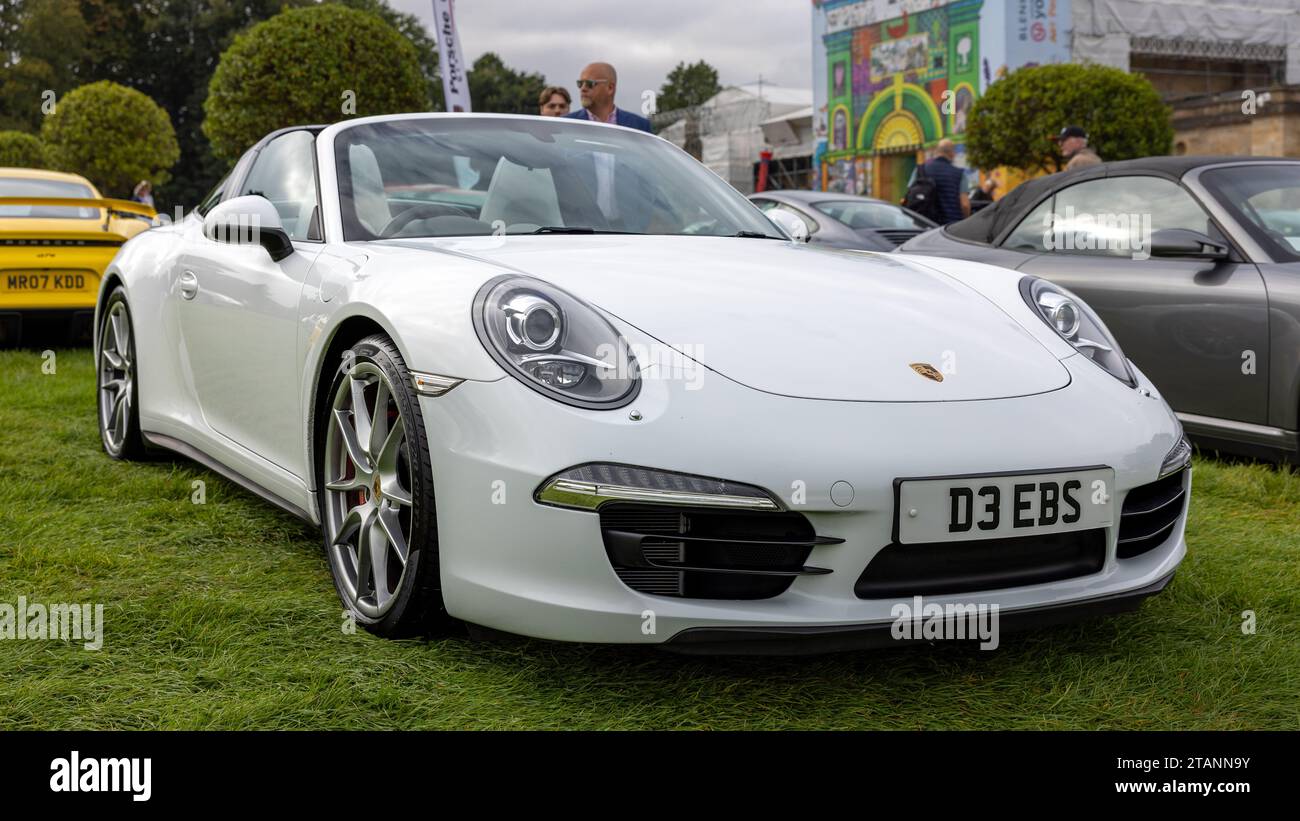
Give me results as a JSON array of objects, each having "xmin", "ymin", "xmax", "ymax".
[{"xmin": 1, "ymin": 347, "xmax": 1297, "ymax": 730}]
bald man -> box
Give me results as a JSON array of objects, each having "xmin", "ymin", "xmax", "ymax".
[{"xmin": 564, "ymin": 62, "xmax": 653, "ymax": 133}]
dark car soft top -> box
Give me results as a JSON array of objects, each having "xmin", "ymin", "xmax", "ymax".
[{"xmin": 942, "ymin": 155, "xmax": 1293, "ymax": 245}]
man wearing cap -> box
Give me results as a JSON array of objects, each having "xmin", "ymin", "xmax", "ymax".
[{"xmin": 1057, "ymin": 125, "xmax": 1101, "ymax": 170}]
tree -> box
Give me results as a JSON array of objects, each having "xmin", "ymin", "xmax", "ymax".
[
  {"xmin": 40, "ymin": 80, "xmax": 179, "ymax": 197},
  {"xmin": 657, "ymin": 60, "xmax": 721, "ymax": 113},
  {"xmin": 965, "ymin": 63, "xmax": 1173, "ymax": 174},
  {"xmin": 0, "ymin": 0, "xmax": 19, "ymax": 51},
  {"xmin": 0, "ymin": 130, "xmax": 46, "ymax": 167},
  {"xmin": 334, "ymin": 0, "xmax": 443, "ymax": 110},
  {"xmin": 468, "ymin": 52, "xmax": 547, "ymax": 115},
  {"xmin": 203, "ymin": 4, "xmax": 429, "ymax": 163},
  {"xmin": 0, "ymin": 58, "xmax": 57, "ymax": 132},
  {"xmin": 72, "ymin": 0, "xmax": 298, "ymax": 209},
  {"xmin": 0, "ymin": 0, "xmax": 89, "ymax": 132},
  {"xmin": 60, "ymin": 0, "xmax": 433, "ymax": 211},
  {"xmin": 18, "ymin": 0, "xmax": 86, "ymax": 87}
]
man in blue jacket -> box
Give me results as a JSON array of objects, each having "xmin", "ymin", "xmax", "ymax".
[
  {"xmin": 565, "ymin": 62, "xmax": 653, "ymax": 133},
  {"xmin": 917, "ymin": 139, "xmax": 970, "ymax": 225}
]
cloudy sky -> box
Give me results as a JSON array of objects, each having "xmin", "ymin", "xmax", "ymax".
[{"xmin": 389, "ymin": 0, "xmax": 813, "ymax": 108}]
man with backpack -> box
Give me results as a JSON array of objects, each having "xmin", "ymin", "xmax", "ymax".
[{"xmin": 903, "ymin": 139, "xmax": 970, "ymax": 225}]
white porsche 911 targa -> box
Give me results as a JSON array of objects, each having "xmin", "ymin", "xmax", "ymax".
[{"xmin": 95, "ymin": 114, "xmax": 1190, "ymax": 653}]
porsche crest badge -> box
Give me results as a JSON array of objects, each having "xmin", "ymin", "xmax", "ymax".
[{"xmin": 910, "ymin": 363, "xmax": 944, "ymax": 382}]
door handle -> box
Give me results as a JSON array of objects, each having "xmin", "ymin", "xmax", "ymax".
[{"xmin": 179, "ymin": 270, "xmax": 199, "ymax": 300}]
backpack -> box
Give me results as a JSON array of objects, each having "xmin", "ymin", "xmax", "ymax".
[{"xmin": 903, "ymin": 162, "xmax": 944, "ymax": 223}]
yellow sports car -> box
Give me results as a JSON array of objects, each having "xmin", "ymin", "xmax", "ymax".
[{"xmin": 0, "ymin": 167, "xmax": 156, "ymax": 345}]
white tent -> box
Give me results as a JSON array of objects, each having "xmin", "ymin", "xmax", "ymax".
[{"xmin": 659, "ymin": 84, "xmax": 813, "ymax": 193}]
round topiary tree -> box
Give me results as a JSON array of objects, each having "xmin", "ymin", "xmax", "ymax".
[
  {"xmin": 39, "ymin": 81, "xmax": 180, "ymax": 196},
  {"xmin": 0, "ymin": 131, "xmax": 47, "ymax": 168},
  {"xmin": 965, "ymin": 63, "xmax": 1173, "ymax": 174},
  {"xmin": 203, "ymin": 4, "xmax": 430, "ymax": 163}
]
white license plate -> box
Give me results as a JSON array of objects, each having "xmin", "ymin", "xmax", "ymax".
[{"xmin": 896, "ymin": 467, "xmax": 1115, "ymax": 544}]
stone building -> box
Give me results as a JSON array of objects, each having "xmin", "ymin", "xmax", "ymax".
[
  {"xmin": 1074, "ymin": 0, "xmax": 1300, "ymax": 160},
  {"xmin": 1170, "ymin": 87, "xmax": 1300, "ymax": 158}
]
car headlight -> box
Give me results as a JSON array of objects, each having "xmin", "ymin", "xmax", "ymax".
[
  {"xmin": 472, "ymin": 274, "xmax": 640, "ymax": 409},
  {"xmin": 1160, "ymin": 435, "xmax": 1193, "ymax": 478},
  {"xmin": 1019, "ymin": 277, "xmax": 1135, "ymax": 386}
]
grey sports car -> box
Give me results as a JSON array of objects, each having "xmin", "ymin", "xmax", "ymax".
[
  {"xmin": 900, "ymin": 156, "xmax": 1300, "ymax": 462},
  {"xmin": 749, "ymin": 190, "xmax": 936, "ymax": 251}
]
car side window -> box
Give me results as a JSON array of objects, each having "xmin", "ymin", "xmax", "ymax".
[
  {"xmin": 1001, "ymin": 196, "xmax": 1056, "ymax": 252},
  {"xmin": 195, "ymin": 171, "xmax": 230, "ymax": 218},
  {"xmin": 1007, "ymin": 176, "xmax": 1214, "ymax": 257},
  {"xmin": 238, "ymin": 130, "xmax": 321, "ymax": 242}
]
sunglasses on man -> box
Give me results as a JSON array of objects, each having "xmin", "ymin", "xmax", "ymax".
[{"xmin": 576, "ymin": 79, "xmax": 611, "ymax": 89}]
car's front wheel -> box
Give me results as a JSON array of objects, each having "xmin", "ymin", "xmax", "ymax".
[
  {"xmin": 97, "ymin": 287, "xmax": 147, "ymax": 460},
  {"xmin": 318, "ymin": 334, "xmax": 454, "ymax": 638}
]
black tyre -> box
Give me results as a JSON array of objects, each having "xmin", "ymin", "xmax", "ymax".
[
  {"xmin": 317, "ymin": 334, "xmax": 455, "ymax": 638},
  {"xmin": 96, "ymin": 287, "xmax": 147, "ymax": 460}
]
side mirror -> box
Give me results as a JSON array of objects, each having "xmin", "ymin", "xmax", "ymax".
[
  {"xmin": 766, "ymin": 208, "xmax": 810, "ymax": 242},
  {"xmin": 1148, "ymin": 228, "xmax": 1229, "ymax": 261},
  {"xmin": 203, "ymin": 194, "xmax": 294, "ymax": 262}
]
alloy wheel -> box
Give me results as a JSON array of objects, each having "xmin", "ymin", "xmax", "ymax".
[
  {"xmin": 323, "ymin": 362, "xmax": 416, "ymax": 619},
  {"xmin": 98, "ymin": 300, "xmax": 134, "ymax": 453}
]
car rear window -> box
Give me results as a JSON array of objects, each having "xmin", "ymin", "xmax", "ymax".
[
  {"xmin": 812, "ymin": 200, "xmax": 930, "ymax": 230},
  {"xmin": 0, "ymin": 177, "xmax": 98, "ymax": 219}
]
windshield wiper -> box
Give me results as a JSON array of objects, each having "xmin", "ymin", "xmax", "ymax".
[
  {"xmin": 734, "ymin": 230, "xmax": 783, "ymax": 239},
  {"xmin": 525, "ymin": 226, "xmax": 640, "ymax": 235}
]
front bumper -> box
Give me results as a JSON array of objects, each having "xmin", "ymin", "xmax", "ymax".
[
  {"xmin": 418, "ymin": 352, "xmax": 1187, "ymax": 647},
  {"xmin": 664, "ymin": 571, "xmax": 1177, "ymax": 655}
]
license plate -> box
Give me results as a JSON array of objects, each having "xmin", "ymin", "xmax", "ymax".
[
  {"xmin": 1, "ymin": 271, "xmax": 92, "ymax": 292},
  {"xmin": 896, "ymin": 467, "xmax": 1115, "ymax": 544}
]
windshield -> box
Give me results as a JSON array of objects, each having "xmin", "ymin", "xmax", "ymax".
[
  {"xmin": 812, "ymin": 199, "xmax": 932, "ymax": 230},
  {"xmin": 334, "ymin": 117, "xmax": 783, "ymax": 240},
  {"xmin": 0, "ymin": 177, "xmax": 97, "ymax": 219},
  {"xmin": 1202, "ymin": 165, "xmax": 1300, "ymax": 261}
]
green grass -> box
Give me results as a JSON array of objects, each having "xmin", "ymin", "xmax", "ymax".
[{"xmin": 1, "ymin": 348, "xmax": 1298, "ymax": 729}]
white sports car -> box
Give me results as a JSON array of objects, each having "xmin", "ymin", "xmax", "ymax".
[{"xmin": 95, "ymin": 114, "xmax": 1190, "ymax": 653}]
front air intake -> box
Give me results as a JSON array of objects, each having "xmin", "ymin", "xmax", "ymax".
[
  {"xmin": 855, "ymin": 529, "xmax": 1107, "ymax": 599},
  {"xmin": 1117, "ymin": 469, "xmax": 1188, "ymax": 559},
  {"xmin": 599, "ymin": 504, "xmax": 841, "ymax": 600}
]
